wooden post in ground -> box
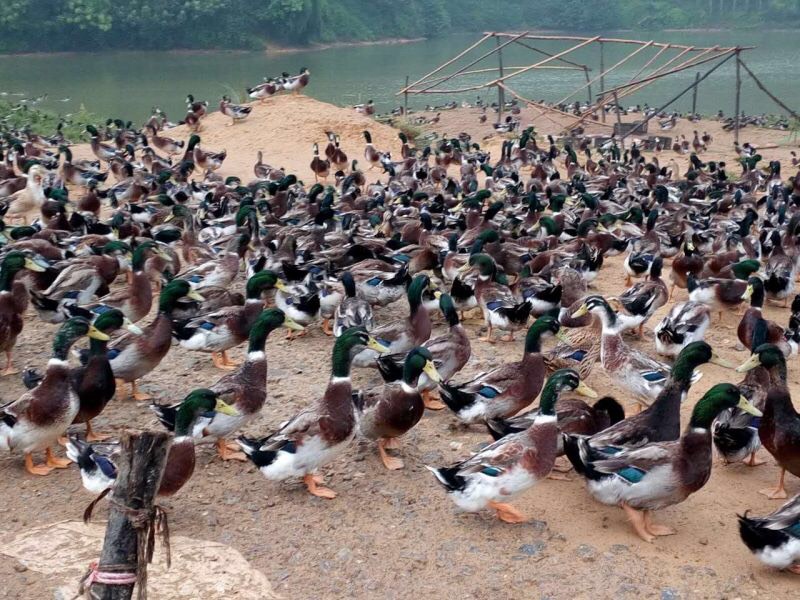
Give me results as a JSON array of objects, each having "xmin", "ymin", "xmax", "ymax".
[
  {"xmin": 734, "ymin": 48, "xmax": 742, "ymax": 144},
  {"xmin": 404, "ymin": 75, "xmax": 409, "ymax": 121},
  {"xmin": 584, "ymin": 67, "xmax": 592, "ymax": 105},
  {"xmin": 496, "ymin": 35, "xmax": 505, "ymax": 123},
  {"xmin": 599, "ymin": 41, "xmax": 606, "ymax": 123},
  {"xmin": 613, "ymin": 91, "xmax": 625, "ymax": 150},
  {"xmin": 92, "ymin": 431, "xmax": 171, "ymax": 600},
  {"xmin": 691, "ymin": 72, "xmax": 700, "ymax": 116}
]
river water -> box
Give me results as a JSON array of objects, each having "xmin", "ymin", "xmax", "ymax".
[{"xmin": 0, "ymin": 30, "xmax": 796, "ymax": 123}]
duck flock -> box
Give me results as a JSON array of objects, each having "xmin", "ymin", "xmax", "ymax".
[{"xmin": 0, "ymin": 75, "xmax": 799, "ymax": 579}]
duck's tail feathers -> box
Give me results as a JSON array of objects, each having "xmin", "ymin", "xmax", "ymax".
[
  {"xmin": 149, "ymin": 402, "xmax": 178, "ymax": 431},
  {"xmin": 426, "ymin": 465, "xmax": 466, "ymax": 492},
  {"xmin": 438, "ymin": 381, "xmax": 475, "ymax": 415},
  {"xmin": 498, "ymin": 300, "xmax": 532, "ymax": 325},
  {"xmin": 236, "ymin": 435, "xmax": 280, "ymax": 467}
]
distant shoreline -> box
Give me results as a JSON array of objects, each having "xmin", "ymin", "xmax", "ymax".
[{"xmin": 1, "ymin": 27, "xmax": 797, "ymax": 57}]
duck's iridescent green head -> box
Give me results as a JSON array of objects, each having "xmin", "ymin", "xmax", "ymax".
[
  {"xmin": 737, "ymin": 343, "xmax": 786, "ymax": 373},
  {"xmin": 174, "ymin": 389, "xmax": 237, "ymax": 436},
  {"xmin": 245, "ymin": 270, "xmax": 279, "ymax": 300},
  {"xmin": 101, "ymin": 241, "xmax": 131, "ymax": 257},
  {"xmin": 731, "ymin": 259, "xmax": 760, "ymax": 281},
  {"xmin": 407, "ymin": 274, "xmax": 430, "ymax": 311},
  {"xmin": 466, "ymin": 253, "xmax": 496, "ymax": 279},
  {"xmin": 93, "ymin": 307, "xmax": 142, "ymax": 336},
  {"xmin": 539, "ymin": 368, "xmax": 597, "ymax": 416},
  {"xmin": 689, "ymin": 383, "xmax": 759, "ymax": 429},
  {"xmin": 52, "ymin": 317, "xmax": 107, "ymax": 360},
  {"xmin": 248, "ymin": 308, "xmax": 301, "ymax": 352},
  {"xmin": 437, "ymin": 292, "xmax": 459, "ymax": 327},
  {"xmin": 403, "ymin": 347, "xmax": 439, "ymax": 385},
  {"xmin": 524, "ymin": 315, "xmax": 560, "ymax": 354},
  {"xmin": 671, "ymin": 341, "xmax": 731, "ymax": 382},
  {"xmin": 159, "ymin": 279, "xmax": 203, "ymax": 313},
  {"xmin": 131, "ymin": 241, "xmax": 157, "ymax": 271},
  {"xmin": 331, "ymin": 327, "xmax": 386, "ymax": 378}
]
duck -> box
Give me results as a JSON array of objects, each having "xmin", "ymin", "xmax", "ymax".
[
  {"xmin": 2, "ymin": 164, "xmax": 47, "ymax": 224},
  {"xmin": 247, "ymin": 78, "xmax": 279, "ymax": 103},
  {"xmin": 363, "ymin": 131, "xmax": 381, "ymax": 169},
  {"xmin": 175, "ymin": 270, "xmax": 281, "ymax": 369},
  {"xmin": 0, "ymin": 317, "xmax": 107, "ymax": 475},
  {"xmin": 571, "ymin": 295, "xmax": 678, "ymax": 406},
  {"xmin": 687, "ymin": 264, "xmax": 759, "ymax": 324},
  {"xmin": 19, "ymin": 309, "xmax": 143, "ymax": 441},
  {"xmin": 462, "ymin": 254, "xmax": 531, "ymax": 343},
  {"xmin": 654, "ymin": 301, "xmax": 711, "ymax": 357},
  {"xmin": 274, "ymin": 278, "xmax": 321, "ymax": 336},
  {"xmin": 220, "ymin": 96, "xmax": 252, "ymax": 125},
  {"xmin": 377, "ymin": 292, "xmax": 470, "ymax": 411},
  {"xmin": 738, "ymin": 277, "xmax": 787, "ymax": 353},
  {"xmin": 713, "ymin": 321, "xmax": 773, "ymax": 467},
  {"xmin": 238, "ymin": 328, "xmax": 386, "ymax": 499},
  {"xmin": 79, "ymin": 241, "xmax": 163, "ymax": 324},
  {"xmin": 427, "ymin": 365, "xmax": 563, "ymax": 524},
  {"xmin": 737, "ymin": 344, "xmax": 800, "ymax": 500},
  {"xmin": 738, "ymin": 493, "xmax": 800, "ymax": 575},
  {"xmin": 154, "ymin": 309, "xmax": 299, "ymax": 461},
  {"xmin": 763, "ymin": 231, "xmax": 797, "ymax": 304},
  {"xmin": 566, "ymin": 383, "xmax": 759, "ymax": 542},
  {"xmin": 187, "ymin": 134, "xmax": 226, "ymax": 174},
  {"xmin": 333, "ymin": 271, "xmax": 373, "ymax": 337},
  {"xmin": 108, "ymin": 279, "xmax": 203, "ymax": 401},
  {"xmin": 486, "ymin": 369, "xmax": 622, "ymax": 455},
  {"xmin": 352, "ymin": 274, "xmax": 432, "ymax": 367},
  {"xmin": 67, "ymin": 389, "xmax": 238, "ymax": 496},
  {"xmin": 355, "ymin": 347, "xmax": 441, "ymax": 469},
  {"xmin": 310, "ymin": 143, "xmax": 330, "ymax": 182},
  {"xmin": 543, "ymin": 316, "xmax": 601, "ymax": 380},
  {"xmin": 669, "ymin": 240, "xmax": 704, "ymax": 299},
  {"xmin": 564, "ymin": 341, "xmax": 725, "ymax": 459},
  {"xmin": 612, "ymin": 255, "xmax": 668, "ymax": 337},
  {"xmin": 281, "ymin": 68, "xmax": 310, "ymax": 94},
  {"xmin": 438, "ymin": 316, "xmax": 560, "ymax": 424},
  {"xmin": 0, "ymin": 251, "xmax": 47, "ymax": 376},
  {"xmin": 351, "ymin": 264, "xmax": 409, "ymax": 307}
]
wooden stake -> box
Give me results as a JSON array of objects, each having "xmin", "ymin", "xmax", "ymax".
[
  {"xmin": 599, "ymin": 42, "xmax": 606, "ymax": 123},
  {"xmin": 735, "ymin": 49, "xmax": 741, "ymax": 144},
  {"xmin": 496, "ymin": 36, "xmax": 505, "ymax": 123},
  {"xmin": 613, "ymin": 91, "xmax": 625, "ymax": 149},
  {"xmin": 403, "ymin": 75, "xmax": 409, "ymax": 121},
  {"xmin": 691, "ymin": 72, "xmax": 700, "ymax": 116},
  {"xmin": 92, "ymin": 431, "xmax": 171, "ymax": 600}
]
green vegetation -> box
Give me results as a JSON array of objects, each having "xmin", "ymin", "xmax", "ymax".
[
  {"xmin": 0, "ymin": 100, "xmax": 97, "ymax": 140},
  {"xmin": 0, "ymin": 0, "xmax": 798, "ymax": 52}
]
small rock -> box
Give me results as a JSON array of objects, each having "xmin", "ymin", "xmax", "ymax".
[
  {"xmin": 575, "ymin": 544, "xmax": 597, "ymax": 561},
  {"xmin": 421, "ymin": 450, "xmax": 444, "ymax": 463},
  {"xmin": 13, "ymin": 563, "xmax": 27, "ymax": 573},
  {"xmin": 336, "ymin": 548, "xmax": 352, "ymax": 561},
  {"xmin": 661, "ymin": 588, "xmax": 680, "ymax": 600},
  {"xmin": 518, "ymin": 541, "xmax": 546, "ymax": 556},
  {"xmin": 449, "ymin": 441, "xmax": 463, "ymax": 450},
  {"xmin": 610, "ymin": 544, "xmax": 629, "ymax": 554},
  {"xmin": 698, "ymin": 537, "xmax": 708, "ymax": 545}
]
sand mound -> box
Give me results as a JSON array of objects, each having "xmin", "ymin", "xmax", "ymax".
[{"xmin": 75, "ymin": 95, "xmax": 403, "ymax": 183}]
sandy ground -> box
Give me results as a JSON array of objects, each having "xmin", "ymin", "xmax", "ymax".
[{"xmin": 3, "ymin": 95, "xmax": 800, "ymax": 599}]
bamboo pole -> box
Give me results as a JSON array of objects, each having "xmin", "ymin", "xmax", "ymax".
[
  {"xmin": 487, "ymin": 36, "xmax": 600, "ymax": 86},
  {"xmin": 613, "ymin": 91, "xmax": 625, "ymax": 149},
  {"xmin": 584, "ymin": 67, "xmax": 592, "ymax": 105},
  {"xmin": 497, "ymin": 83, "xmax": 587, "ymax": 120},
  {"xmin": 419, "ymin": 65, "xmax": 584, "ymax": 86},
  {"xmin": 618, "ymin": 52, "xmax": 737, "ymax": 144},
  {"xmin": 734, "ymin": 48, "xmax": 741, "ymax": 144},
  {"xmin": 599, "ymin": 42, "xmax": 606, "ymax": 123},
  {"xmin": 496, "ymin": 36, "xmax": 505, "ymax": 123},
  {"xmin": 413, "ymin": 31, "xmax": 530, "ymax": 95},
  {"xmin": 738, "ymin": 58, "xmax": 800, "ymax": 119},
  {"xmin": 556, "ymin": 41, "xmax": 654, "ymax": 107},
  {"xmin": 626, "ymin": 44, "xmax": 671, "ymax": 84},
  {"xmin": 405, "ymin": 85, "xmax": 489, "ymax": 95},
  {"xmin": 403, "ymin": 75, "xmax": 409, "ymax": 121},
  {"xmin": 512, "ymin": 39, "xmax": 591, "ymax": 70},
  {"xmin": 485, "ymin": 32, "xmax": 750, "ymax": 51},
  {"xmin": 399, "ymin": 33, "xmax": 492, "ymax": 94},
  {"xmin": 691, "ymin": 72, "xmax": 700, "ymax": 116}
]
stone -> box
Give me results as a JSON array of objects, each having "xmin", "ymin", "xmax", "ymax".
[
  {"xmin": 519, "ymin": 541, "xmax": 546, "ymax": 556},
  {"xmin": 661, "ymin": 588, "xmax": 680, "ymax": 600}
]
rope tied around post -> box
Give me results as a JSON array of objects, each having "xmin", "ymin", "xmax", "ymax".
[{"xmin": 78, "ymin": 498, "xmax": 171, "ymax": 600}]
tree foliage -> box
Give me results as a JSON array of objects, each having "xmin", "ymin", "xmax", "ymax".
[{"xmin": 0, "ymin": 0, "xmax": 797, "ymax": 52}]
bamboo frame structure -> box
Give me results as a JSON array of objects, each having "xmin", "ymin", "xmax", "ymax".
[{"xmin": 398, "ymin": 32, "xmax": 794, "ymax": 138}]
